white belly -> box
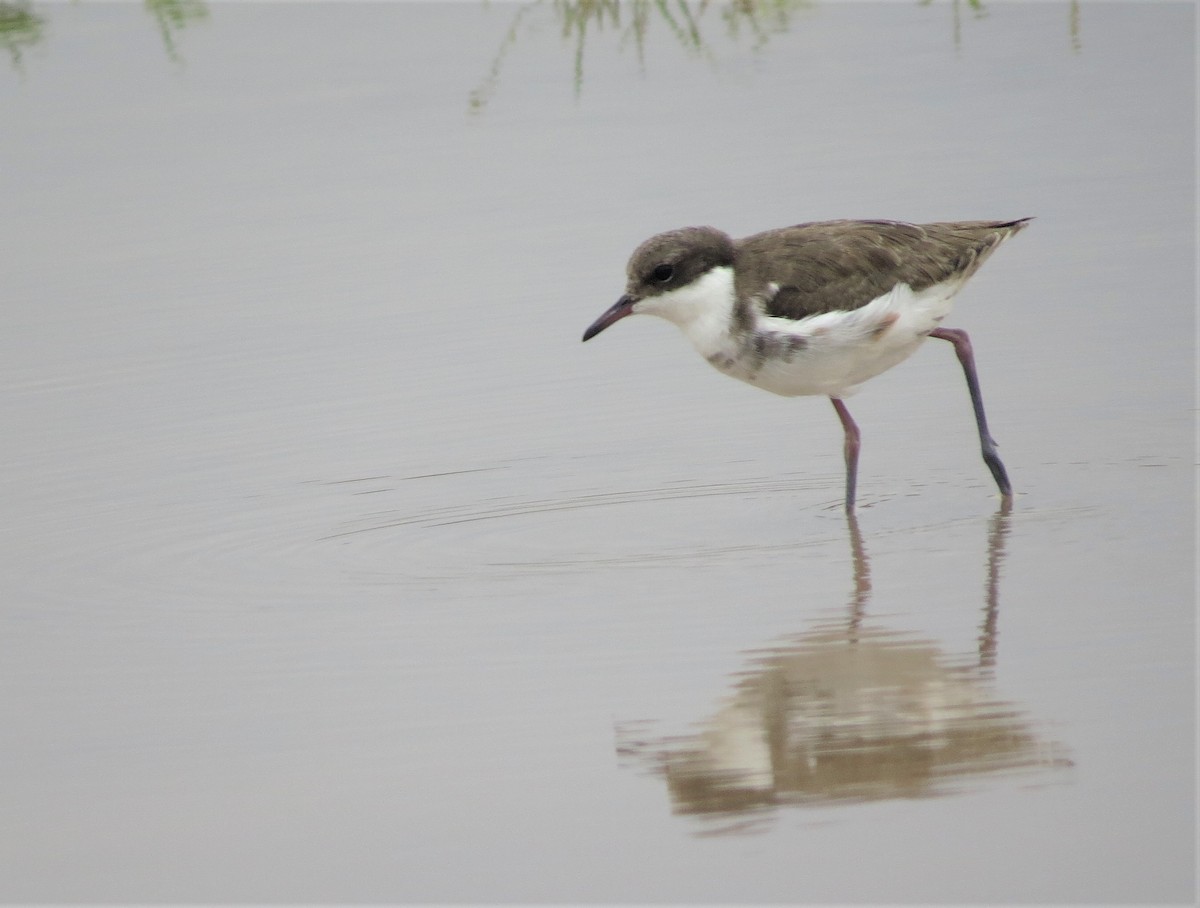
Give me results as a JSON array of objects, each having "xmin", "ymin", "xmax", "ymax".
[{"xmin": 690, "ymin": 280, "xmax": 962, "ymax": 398}]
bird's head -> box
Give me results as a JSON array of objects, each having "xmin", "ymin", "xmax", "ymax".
[{"xmin": 581, "ymin": 226, "xmax": 735, "ymax": 341}]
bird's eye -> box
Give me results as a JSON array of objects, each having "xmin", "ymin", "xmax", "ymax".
[{"xmin": 650, "ymin": 263, "xmax": 674, "ymax": 283}]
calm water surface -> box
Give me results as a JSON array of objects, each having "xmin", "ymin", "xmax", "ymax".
[{"xmin": 1, "ymin": 1, "xmax": 1194, "ymax": 902}]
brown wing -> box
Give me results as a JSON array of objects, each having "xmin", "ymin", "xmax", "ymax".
[{"xmin": 734, "ymin": 219, "xmax": 1031, "ymax": 320}]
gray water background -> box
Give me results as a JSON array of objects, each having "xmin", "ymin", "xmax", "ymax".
[{"xmin": 1, "ymin": 1, "xmax": 1194, "ymax": 902}]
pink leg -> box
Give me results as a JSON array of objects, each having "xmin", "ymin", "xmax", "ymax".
[
  {"xmin": 830, "ymin": 397, "xmax": 860, "ymax": 511},
  {"xmin": 930, "ymin": 327, "xmax": 1013, "ymax": 501}
]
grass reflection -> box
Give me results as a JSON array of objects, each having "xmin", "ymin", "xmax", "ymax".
[
  {"xmin": 145, "ymin": 0, "xmax": 209, "ymax": 63},
  {"xmin": 0, "ymin": 1, "xmax": 44, "ymax": 72},
  {"xmin": 470, "ymin": 0, "xmax": 1083, "ymax": 113},
  {"xmin": 1, "ymin": 0, "xmax": 207, "ymax": 71},
  {"xmin": 5, "ymin": 0, "xmax": 1083, "ymax": 88},
  {"xmin": 470, "ymin": 0, "xmax": 810, "ymax": 113}
]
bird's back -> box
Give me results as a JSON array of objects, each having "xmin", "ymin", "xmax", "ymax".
[{"xmin": 735, "ymin": 219, "xmax": 1032, "ymax": 320}]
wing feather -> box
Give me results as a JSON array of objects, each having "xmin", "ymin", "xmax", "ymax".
[{"xmin": 734, "ymin": 219, "xmax": 1030, "ymax": 320}]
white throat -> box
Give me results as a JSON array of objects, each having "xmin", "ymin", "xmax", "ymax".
[{"xmin": 633, "ymin": 265, "xmax": 736, "ymax": 354}]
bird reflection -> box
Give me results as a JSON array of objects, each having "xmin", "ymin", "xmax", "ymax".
[{"xmin": 617, "ymin": 504, "xmax": 1069, "ymax": 830}]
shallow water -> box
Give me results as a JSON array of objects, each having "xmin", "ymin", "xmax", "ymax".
[{"xmin": 1, "ymin": 1, "xmax": 1194, "ymax": 902}]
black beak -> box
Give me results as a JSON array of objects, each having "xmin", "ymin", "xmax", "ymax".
[{"xmin": 582, "ymin": 295, "xmax": 637, "ymax": 342}]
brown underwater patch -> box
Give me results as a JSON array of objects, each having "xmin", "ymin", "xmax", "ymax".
[
  {"xmin": 869, "ymin": 312, "xmax": 900, "ymax": 340},
  {"xmin": 782, "ymin": 335, "xmax": 808, "ymax": 362},
  {"xmin": 706, "ymin": 352, "xmax": 736, "ymax": 371}
]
